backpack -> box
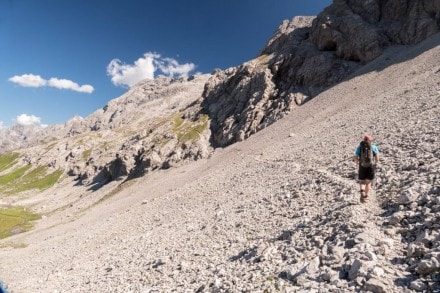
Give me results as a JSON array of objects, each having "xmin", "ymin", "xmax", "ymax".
[{"xmin": 359, "ymin": 141, "xmax": 374, "ymax": 167}]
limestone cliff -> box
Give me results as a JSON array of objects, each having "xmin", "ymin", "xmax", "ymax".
[{"xmin": 202, "ymin": 0, "xmax": 440, "ymax": 147}]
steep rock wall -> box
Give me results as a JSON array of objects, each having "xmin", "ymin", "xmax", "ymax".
[{"xmin": 202, "ymin": 0, "xmax": 440, "ymax": 147}]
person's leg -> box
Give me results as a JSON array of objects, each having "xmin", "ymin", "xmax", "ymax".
[
  {"xmin": 359, "ymin": 180, "xmax": 366, "ymax": 193},
  {"xmin": 359, "ymin": 167, "xmax": 366, "ymax": 193},
  {"xmin": 364, "ymin": 180, "xmax": 372, "ymax": 196},
  {"xmin": 365, "ymin": 166, "xmax": 375, "ymax": 196}
]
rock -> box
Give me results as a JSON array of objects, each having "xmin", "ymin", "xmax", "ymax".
[
  {"xmin": 310, "ymin": 2, "xmax": 388, "ymax": 63},
  {"xmin": 371, "ymin": 267, "xmax": 385, "ymax": 278},
  {"xmin": 364, "ymin": 278, "xmax": 388, "ymax": 293},
  {"xmin": 311, "ymin": 0, "xmax": 440, "ymax": 63},
  {"xmin": 320, "ymin": 269, "xmax": 339, "ymax": 283},
  {"xmin": 415, "ymin": 258, "xmax": 440, "ymax": 275},
  {"xmin": 306, "ymin": 256, "xmax": 321, "ymax": 275},
  {"xmin": 407, "ymin": 243, "xmax": 426, "ymax": 258},
  {"xmin": 409, "ymin": 279, "xmax": 428, "ymax": 292},
  {"xmin": 388, "ymin": 212, "xmax": 405, "ymax": 225},
  {"xmin": 365, "ymin": 251, "xmax": 378, "ymax": 261},
  {"xmin": 348, "ymin": 259, "xmax": 363, "ymax": 280},
  {"xmin": 397, "ymin": 187, "xmax": 421, "ymax": 204},
  {"xmin": 201, "ymin": 63, "xmax": 277, "ymax": 147}
]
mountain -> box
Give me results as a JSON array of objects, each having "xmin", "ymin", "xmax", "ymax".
[{"xmin": 0, "ymin": 0, "xmax": 439, "ymax": 292}]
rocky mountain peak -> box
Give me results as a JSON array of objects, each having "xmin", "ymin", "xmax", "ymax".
[{"xmin": 202, "ymin": 0, "xmax": 440, "ymax": 147}]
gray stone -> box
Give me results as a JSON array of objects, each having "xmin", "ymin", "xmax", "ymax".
[
  {"xmin": 371, "ymin": 266, "xmax": 385, "ymax": 278},
  {"xmin": 415, "ymin": 258, "xmax": 440, "ymax": 275},
  {"xmin": 364, "ymin": 278, "xmax": 388, "ymax": 293},
  {"xmin": 348, "ymin": 259, "xmax": 363, "ymax": 280},
  {"xmin": 306, "ymin": 256, "xmax": 321, "ymax": 275},
  {"xmin": 409, "ymin": 279, "xmax": 428, "ymax": 292},
  {"xmin": 407, "ymin": 243, "xmax": 426, "ymax": 258},
  {"xmin": 397, "ymin": 188, "xmax": 420, "ymax": 204}
]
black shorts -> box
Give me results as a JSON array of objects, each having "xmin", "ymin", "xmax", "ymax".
[{"xmin": 359, "ymin": 165, "xmax": 375, "ymax": 180}]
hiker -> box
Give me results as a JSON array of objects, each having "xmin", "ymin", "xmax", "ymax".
[{"xmin": 355, "ymin": 135, "xmax": 379, "ymax": 203}]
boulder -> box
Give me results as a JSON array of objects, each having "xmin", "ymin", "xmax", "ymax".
[{"xmin": 363, "ymin": 278, "xmax": 388, "ymax": 293}]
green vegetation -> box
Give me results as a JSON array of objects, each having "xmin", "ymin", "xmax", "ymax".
[
  {"xmin": 0, "ymin": 206, "xmax": 40, "ymax": 239},
  {"xmin": 0, "ymin": 152, "xmax": 20, "ymax": 173},
  {"xmin": 82, "ymin": 149, "xmax": 92, "ymax": 161},
  {"xmin": 172, "ymin": 113, "xmax": 209, "ymax": 144},
  {"xmin": 0, "ymin": 165, "xmax": 31, "ymax": 185},
  {"xmin": 43, "ymin": 142, "xmax": 58, "ymax": 154},
  {"xmin": 0, "ymin": 165, "xmax": 63, "ymax": 195}
]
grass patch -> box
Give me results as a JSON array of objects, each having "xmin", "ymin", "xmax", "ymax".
[
  {"xmin": 82, "ymin": 149, "xmax": 92, "ymax": 161},
  {"xmin": 0, "ymin": 165, "xmax": 63, "ymax": 195},
  {"xmin": 0, "ymin": 152, "xmax": 20, "ymax": 173},
  {"xmin": 19, "ymin": 167, "xmax": 63, "ymax": 192},
  {"xmin": 0, "ymin": 165, "xmax": 31, "ymax": 185},
  {"xmin": 0, "ymin": 206, "xmax": 40, "ymax": 239},
  {"xmin": 43, "ymin": 142, "xmax": 57, "ymax": 153},
  {"xmin": 173, "ymin": 114, "xmax": 185, "ymax": 129},
  {"xmin": 173, "ymin": 113, "xmax": 208, "ymax": 144}
]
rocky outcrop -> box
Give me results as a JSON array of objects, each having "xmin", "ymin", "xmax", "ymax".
[
  {"xmin": 202, "ymin": 0, "xmax": 440, "ymax": 147},
  {"xmin": 3, "ymin": 75, "xmax": 213, "ymax": 186},
  {"xmin": 311, "ymin": 0, "xmax": 440, "ymax": 62},
  {"xmin": 201, "ymin": 59, "xmax": 278, "ymax": 147}
]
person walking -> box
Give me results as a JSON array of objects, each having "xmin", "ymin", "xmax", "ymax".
[{"xmin": 355, "ymin": 135, "xmax": 379, "ymax": 203}]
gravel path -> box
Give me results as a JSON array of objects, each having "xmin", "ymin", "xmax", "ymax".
[{"xmin": 0, "ymin": 34, "xmax": 439, "ymax": 292}]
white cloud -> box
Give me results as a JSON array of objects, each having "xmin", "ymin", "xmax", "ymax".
[
  {"xmin": 107, "ymin": 52, "xmax": 196, "ymax": 88},
  {"xmin": 0, "ymin": 121, "xmax": 4, "ymax": 129},
  {"xmin": 107, "ymin": 53, "xmax": 158, "ymax": 87},
  {"xmin": 9, "ymin": 74, "xmax": 94, "ymax": 93},
  {"xmin": 48, "ymin": 78, "xmax": 94, "ymax": 93},
  {"xmin": 8, "ymin": 74, "xmax": 47, "ymax": 87},
  {"xmin": 155, "ymin": 57, "xmax": 196, "ymax": 78},
  {"xmin": 15, "ymin": 114, "xmax": 42, "ymax": 126}
]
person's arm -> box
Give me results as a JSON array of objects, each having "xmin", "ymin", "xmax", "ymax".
[
  {"xmin": 354, "ymin": 146, "xmax": 360, "ymax": 164},
  {"xmin": 373, "ymin": 145, "xmax": 379, "ymax": 164}
]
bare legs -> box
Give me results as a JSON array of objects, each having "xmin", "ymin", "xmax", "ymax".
[
  {"xmin": 360, "ymin": 179, "xmax": 372, "ymax": 202},
  {"xmin": 362, "ymin": 179, "xmax": 372, "ymax": 195}
]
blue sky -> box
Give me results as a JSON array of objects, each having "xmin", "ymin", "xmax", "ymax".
[{"xmin": 0, "ymin": 0, "xmax": 331, "ymax": 127}]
